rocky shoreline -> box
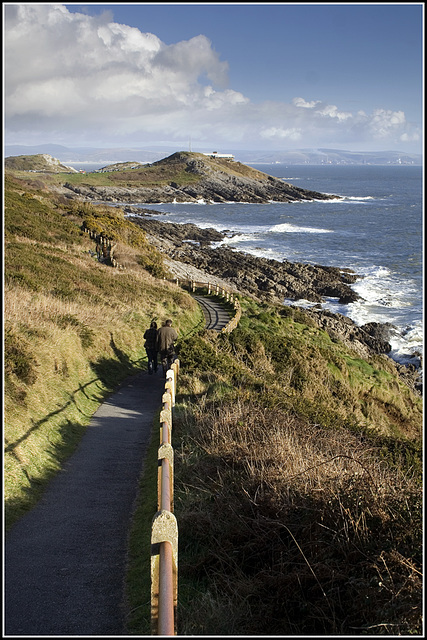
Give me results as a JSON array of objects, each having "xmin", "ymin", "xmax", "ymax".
[
  {"xmin": 63, "ymin": 152, "xmax": 341, "ymax": 204},
  {"xmin": 127, "ymin": 209, "xmax": 422, "ymax": 394}
]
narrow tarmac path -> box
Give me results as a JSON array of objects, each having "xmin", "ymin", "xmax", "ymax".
[
  {"xmin": 5, "ymin": 369, "xmax": 165, "ymax": 637},
  {"xmin": 194, "ymin": 295, "xmax": 231, "ymax": 331}
]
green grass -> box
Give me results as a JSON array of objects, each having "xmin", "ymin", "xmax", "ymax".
[
  {"xmin": 4, "ymin": 173, "xmax": 202, "ymax": 530},
  {"xmin": 125, "ymin": 412, "xmax": 162, "ymax": 635},
  {"xmin": 5, "ymin": 150, "xmax": 273, "ymax": 191},
  {"xmin": 4, "ymin": 167, "xmax": 422, "ymax": 635},
  {"xmin": 167, "ymin": 308, "xmax": 422, "ymax": 635}
]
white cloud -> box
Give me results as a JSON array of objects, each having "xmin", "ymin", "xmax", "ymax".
[
  {"xmin": 292, "ymin": 97, "xmax": 320, "ymax": 109},
  {"xmin": 293, "ymin": 97, "xmax": 351, "ymax": 121},
  {"xmin": 3, "ymin": 4, "xmax": 421, "ymax": 152},
  {"xmin": 316, "ymin": 104, "xmax": 352, "ymax": 121},
  {"xmin": 400, "ymin": 132, "xmax": 420, "ymax": 143},
  {"xmin": 368, "ymin": 108, "xmax": 406, "ymax": 137},
  {"xmin": 260, "ymin": 127, "xmax": 302, "ymax": 141}
]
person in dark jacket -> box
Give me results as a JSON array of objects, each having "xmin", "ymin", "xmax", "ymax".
[
  {"xmin": 143, "ymin": 320, "xmax": 158, "ymax": 374},
  {"xmin": 156, "ymin": 319, "xmax": 178, "ymax": 376}
]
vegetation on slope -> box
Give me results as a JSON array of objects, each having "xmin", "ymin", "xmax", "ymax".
[
  {"xmin": 4, "ymin": 173, "xmax": 202, "ymax": 529},
  {"xmin": 4, "ymin": 167, "xmax": 422, "ymax": 635},
  {"xmin": 5, "ymin": 151, "xmax": 284, "ymax": 190},
  {"xmin": 126, "ymin": 297, "xmax": 422, "ymax": 636},
  {"xmin": 167, "ymin": 302, "xmax": 422, "ymax": 635},
  {"xmin": 4, "ymin": 153, "xmax": 76, "ymax": 173}
]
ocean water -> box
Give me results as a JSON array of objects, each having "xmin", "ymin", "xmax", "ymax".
[{"xmin": 125, "ymin": 164, "xmax": 423, "ymax": 368}]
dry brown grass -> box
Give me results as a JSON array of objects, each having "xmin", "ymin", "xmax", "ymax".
[{"xmin": 175, "ymin": 397, "xmax": 422, "ymax": 635}]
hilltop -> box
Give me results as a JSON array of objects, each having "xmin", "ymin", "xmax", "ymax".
[
  {"xmin": 56, "ymin": 151, "xmax": 341, "ymax": 203},
  {"xmin": 4, "ymin": 153, "xmax": 78, "ymax": 173},
  {"xmin": 96, "ymin": 160, "xmax": 146, "ymax": 172}
]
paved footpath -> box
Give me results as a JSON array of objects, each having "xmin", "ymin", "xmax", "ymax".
[
  {"xmin": 5, "ymin": 369, "xmax": 165, "ymax": 637},
  {"xmin": 193, "ymin": 295, "xmax": 231, "ymax": 331}
]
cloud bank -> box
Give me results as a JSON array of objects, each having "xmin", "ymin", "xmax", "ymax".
[{"xmin": 4, "ymin": 4, "xmax": 421, "ymax": 151}]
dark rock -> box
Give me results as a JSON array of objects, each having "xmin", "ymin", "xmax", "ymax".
[
  {"xmin": 303, "ymin": 309, "xmax": 393, "ymax": 357},
  {"xmin": 132, "ymin": 216, "xmax": 361, "ymax": 308},
  {"xmin": 62, "ymin": 153, "xmax": 341, "ymax": 204}
]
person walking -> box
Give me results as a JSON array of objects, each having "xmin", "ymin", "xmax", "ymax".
[
  {"xmin": 156, "ymin": 319, "xmax": 178, "ymax": 376},
  {"xmin": 143, "ymin": 320, "xmax": 158, "ymax": 374}
]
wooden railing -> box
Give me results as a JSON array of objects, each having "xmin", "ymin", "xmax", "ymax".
[
  {"xmin": 84, "ymin": 228, "xmax": 241, "ymax": 333},
  {"xmin": 83, "ymin": 226, "xmax": 123, "ymax": 267},
  {"xmin": 170, "ymin": 278, "xmax": 241, "ymax": 334},
  {"xmin": 150, "ymin": 360, "xmax": 180, "ymax": 635}
]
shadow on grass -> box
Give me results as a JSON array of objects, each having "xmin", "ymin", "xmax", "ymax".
[{"xmin": 5, "ymin": 341, "xmax": 147, "ymax": 531}]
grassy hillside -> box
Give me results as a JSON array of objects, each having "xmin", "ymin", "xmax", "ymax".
[
  {"xmin": 4, "ymin": 153, "xmax": 77, "ymax": 173},
  {"xmin": 4, "ymin": 167, "xmax": 422, "ymax": 635},
  {"xmin": 5, "ymin": 151, "xmax": 274, "ymax": 190},
  {"xmin": 4, "ymin": 172, "xmax": 202, "ymax": 529},
  {"xmin": 168, "ymin": 304, "xmax": 422, "ymax": 635},
  {"xmin": 127, "ymin": 304, "xmax": 422, "ymax": 635}
]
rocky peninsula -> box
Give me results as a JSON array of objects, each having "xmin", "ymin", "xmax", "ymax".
[{"xmin": 63, "ymin": 151, "xmax": 340, "ymax": 204}]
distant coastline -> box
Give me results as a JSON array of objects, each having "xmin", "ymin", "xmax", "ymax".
[{"xmin": 5, "ymin": 144, "xmax": 422, "ymax": 167}]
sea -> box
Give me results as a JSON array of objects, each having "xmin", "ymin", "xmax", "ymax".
[{"xmin": 69, "ymin": 162, "xmax": 423, "ymax": 370}]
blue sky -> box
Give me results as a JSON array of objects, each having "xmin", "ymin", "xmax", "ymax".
[{"xmin": 4, "ymin": 3, "xmax": 424, "ymax": 153}]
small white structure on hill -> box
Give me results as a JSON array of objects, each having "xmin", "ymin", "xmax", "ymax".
[{"xmin": 203, "ymin": 151, "xmax": 234, "ymax": 160}]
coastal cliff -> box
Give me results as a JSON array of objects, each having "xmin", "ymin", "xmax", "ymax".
[
  {"xmin": 63, "ymin": 151, "xmax": 340, "ymax": 203},
  {"xmin": 4, "ymin": 152, "xmax": 421, "ymax": 384}
]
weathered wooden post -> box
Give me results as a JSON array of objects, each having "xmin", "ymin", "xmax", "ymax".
[
  {"xmin": 151, "ymin": 359, "xmax": 180, "ymax": 635},
  {"xmin": 151, "ymin": 511, "xmax": 178, "ymax": 635}
]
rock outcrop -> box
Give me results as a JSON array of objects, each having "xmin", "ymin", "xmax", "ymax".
[
  {"xmin": 63, "ymin": 152, "xmax": 340, "ymax": 204},
  {"xmin": 5, "ymin": 154, "xmax": 77, "ymax": 173},
  {"xmin": 127, "ymin": 212, "xmax": 422, "ymax": 393},
  {"xmin": 131, "ymin": 216, "xmax": 360, "ymax": 305}
]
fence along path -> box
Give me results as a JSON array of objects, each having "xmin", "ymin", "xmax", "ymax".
[
  {"xmin": 83, "ymin": 230, "xmax": 240, "ymax": 633},
  {"xmin": 150, "ymin": 282, "xmax": 241, "ymax": 635},
  {"xmin": 194, "ymin": 295, "xmax": 231, "ymax": 331},
  {"xmin": 173, "ymin": 278, "xmax": 241, "ymax": 334},
  {"xmin": 151, "ymin": 361, "xmax": 179, "ymax": 635},
  {"xmin": 5, "ymin": 370, "xmax": 165, "ymax": 636}
]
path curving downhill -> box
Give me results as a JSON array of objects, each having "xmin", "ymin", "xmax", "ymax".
[
  {"xmin": 5, "ymin": 369, "xmax": 164, "ymax": 637},
  {"xmin": 194, "ymin": 295, "xmax": 231, "ymax": 331}
]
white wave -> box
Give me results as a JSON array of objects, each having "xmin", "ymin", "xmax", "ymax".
[
  {"xmin": 270, "ymin": 223, "xmax": 333, "ymax": 234},
  {"xmin": 214, "ymin": 234, "xmax": 252, "ymax": 246},
  {"xmin": 292, "ymin": 196, "xmax": 345, "ymax": 204},
  {"xmin": 350, "ymin": 265, "xmax": 418, "ymax": 311},
  {"xmin": 388, "ymin": 321, "xmax": 423, "ymax": 366},
  {"xmin": 240, "ymin": 246, "xmax": 285, "ymax": 261},
  {"xmin": 344, "ymin": 196, "xmax": 375, "ymax": 201}
]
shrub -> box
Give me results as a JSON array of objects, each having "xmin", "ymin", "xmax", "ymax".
[{"xmin": 4, "ymin": 327, "xmax": 38, "ymax": 386}]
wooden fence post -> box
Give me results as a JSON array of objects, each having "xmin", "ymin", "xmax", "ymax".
[
  {"xmin": 151, "ymin": 511, "xmax": 178, "ymax": 635},
  {"xmin": 151, "ymin": 360, "xmax": 180, "ymax": 635}
]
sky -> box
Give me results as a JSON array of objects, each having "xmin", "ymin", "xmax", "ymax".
[{"xmin": 3, "ymin": 2, "xmax": 424, "ymax": 154}]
